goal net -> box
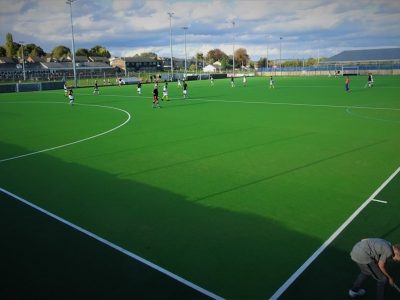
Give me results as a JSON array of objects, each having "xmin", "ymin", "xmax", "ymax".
[{"xmin": 342, "ymin": 66, "xmax": 359, "ymax": 76}]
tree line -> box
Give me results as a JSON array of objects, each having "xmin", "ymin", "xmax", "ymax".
[
  {"xmin": 0, "ymin": 33, "xmax": 111, "ymax": 60},
  {"xmin": 1, "ymin": 32, "xmax": 323, "ymax": 68}
]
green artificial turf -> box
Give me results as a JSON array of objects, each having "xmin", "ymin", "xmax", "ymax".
[{"xmin": 1, "ymin": 75, "xmax": 399, "ymax": 299}]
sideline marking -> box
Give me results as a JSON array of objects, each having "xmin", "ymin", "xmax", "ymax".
[
  {"xmin": 186, "ymin": 97, "xmax": 400, "ymax": 112},
  {"xmin": 0, "ymin": 102, "xmax": 131, "ymax": 163},
  {"xmin": 42, "ymin": 91, "xmax": 400, "ymax": 112},
  {"xmin": 0, "ymin": 187, "xmax": 224, "ymax": 300},
  {"xmin": 372, "ymin": 199, "xmax": 388, "ymax": 204},
  {"xmin": 269, "ymin": 166, "xmax": 400, "ymax": 300}
]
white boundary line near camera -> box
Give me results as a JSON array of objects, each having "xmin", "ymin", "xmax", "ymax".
[
  {"xmin": 0, "ymin": 187, "xmax": 224, "ymax": 300},
  {"xmin": 0, "ymin": 102, "xmax": 131, "ymax": 163},
  {"xmin": 0, "ymin": 101, "xmax": 223, "ymax": 299},
  {"xmin": 269, "ymin": 165, "xmax": 400, "ymax": 300}
]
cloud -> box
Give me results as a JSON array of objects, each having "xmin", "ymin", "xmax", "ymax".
[{"xmin": 0, "ymin": 0, "xmax": 399, "ymax": 59}]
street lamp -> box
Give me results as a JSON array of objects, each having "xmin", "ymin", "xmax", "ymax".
[
  {"xmin": 279, "ymin": 37, "xmax": 283, "ymax": 75},
  {"xmin": 182, "ymin": 26, "xmax": 188, "ymax": 77},
  {"xmin": 66, "ymin": 0, "xmax": 77, "ymax": 88},
  {"xmin": 168, "ymin": 12, "xmax": 174, "ymax": 80},
  {"xmin": 231, "ymin": 20, "xmax": 235, "ymax": 77},
  {"xmin": 19, "ymin": 41, "xmax": 26, "ymax": 81}
]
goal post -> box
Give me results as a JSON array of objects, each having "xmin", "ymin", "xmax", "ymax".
[{"xmin": 342, "ymin": 66, "xmax": 359, "ymax": 76}]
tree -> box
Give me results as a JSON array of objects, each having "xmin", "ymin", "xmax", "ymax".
[
  {"xmin": 281, "ymin": 60, "xmax": 301, "ymax": 67},
  {"xmin": 89, "ymin": 45, "xmax": 111, "ymax": 58},
  {"xmin": 51, "ymin": 45, "xmax": 70, "ymax": 59},
  {"xmin": 195, "ymin": 52, "xmax": 204, "ymax": 62},
  {"xmin": 25, "ymin": 43, "xmax": 46, "ymax": 57},
  {"xmin": 188, "ymin": 63, "xmax": 197, "ymax": 72},
  {"xmin": 234, "ymin": 48, "xmax": 249, "ymax": 68},
  {"xmin": 194, "ymin": 52, "xmax": 204, "ymax": 68},
  {"xmin": 5, "ymin": 32, "xmax": 15, "ymax": 58},
  {"xmin": 0, "ymin": 46, "xmax": 6, "ymax": 57},
  {"xmin": 258, "ymin": 57, "xmax": 268, "ymax": 68},
  {"xmin": 30, "ymin": 48, "xmax": 41, "ymax": 58},
  {"xmin": 206, "ymin": 48, "xmax": 228, "ymax": 64},
  {"xmin": 305, "ymin": 57, "xmax": 318, "ymax": 66},
  {"xmin": 136, "ymin": 52, "xmax": 158, "ymax": 59},
  {"xmin": 220, "ymin": 55, "xmax": 230, "ymax": 69},
  {"xmin": 76, "ymin": 48, "xmax": 89, "ymax": 57}
]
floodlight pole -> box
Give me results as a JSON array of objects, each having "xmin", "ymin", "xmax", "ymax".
[
  {"xmin": 279, "ymin": 36, "xmax": 283, "ymax": 76},
  {"xmin": 232, "ymin": 20, "xmax": 235, "ymax": 77},
  {"xmin": 182, "ymin": 26, "xmax": 188, "ymax": 78},
  {"xmin": 266, "ymin": 35, "xmax": 269, "ymax": 72},
  {"xmin": 19, "ymin": 41, "xmax": 26, "ymax": 81},
  {"xmin": 168, "ymin": 12, "xmax": 174, "ymax": 80},
  {"xmin": 66, "ymin": 0, "xmax": 77, "ymax": 88}
]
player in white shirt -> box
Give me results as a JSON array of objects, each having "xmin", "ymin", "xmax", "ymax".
[
  {"xmin": 68, "ymin": 89, "xmax": 74, "ymax": 105},
  {"xmin": 269, "ymin": 76, "xmax": 275, "ymax": 88},
  {"xmin": 162, "ymin": 82, "xmax": 169, "ymax": 101}
]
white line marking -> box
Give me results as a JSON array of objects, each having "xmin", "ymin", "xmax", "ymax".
[
  {"xmin": 0, "ymin": 187, "xmax": 224, "ymax": 300},
  {"xmin": 269, "ymin": 166, "xmax": 400, "ymax": 300},
  {"xmin": 41, "ymin": 91, "xmax": 400, "ymax": 112},
  {"xmin": 186, "ymin": 98, "xmax": 400, "ymax": 112},
  {"xmin": 0, "ymin": 102, "xmax": 131, "ymax": 163},
  {"xmin": 371, "ymin": 199, "xmax": 388, "ymax": 204}
]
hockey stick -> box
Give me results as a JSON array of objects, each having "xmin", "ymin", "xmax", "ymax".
[{"xmin": 393, "ymin": 282, "xmax": 400, "ymax": 293}]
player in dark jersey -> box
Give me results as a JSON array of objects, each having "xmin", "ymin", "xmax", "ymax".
[
  {"xmin": 183, "ymin": 81, "xmax": 188, "ymax": 98},
  {"xmin": 152, "ymin": 84, "xmax": 160, "ymax": 108},
  {"xmin": 93, "ymin": 80, "xmax": 99, "ymax": 95},
  {"xmin": 68, "ymin": 89, "xmax": 74, "ymax": 105}
]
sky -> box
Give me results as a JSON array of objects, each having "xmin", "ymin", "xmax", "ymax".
[{"xmin": 0, "ymin": 0, "xmax": 399, "ymax": 61}]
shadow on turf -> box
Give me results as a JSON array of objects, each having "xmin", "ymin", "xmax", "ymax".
[
  {"xmin": 280, "ymin": 204, "xmax": 400, "ymax": 300},
  {"xmin": 0, "ymin": 141, "xmax": 398, "ymax": 299},
  {"xmin": 195, "ymin": 139, "xmax": 387, "ymax": 203}
]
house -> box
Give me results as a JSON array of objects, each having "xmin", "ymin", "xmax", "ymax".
[
  {"xmin": 111, "ymin": 57, "xmax": 163, "ymax": 72},
  {"xmin": 89, "ymin": 56, "xmax": 109, "ymax": 63},
  {"xmin": 0, "ymin": 57, "xmax": 16, "ymax": 64},
  {"xmin": 203, "ymin": 64, "xmax": 216, "ymax": 72}
]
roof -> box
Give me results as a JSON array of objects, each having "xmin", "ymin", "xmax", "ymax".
[
  {"xmin": 0, "ymin": 57, "xmax": 16, "ymax": 63},
  {"xmin": 0, "ymin": 63, "xmax": 17, "ymax": 70},
  {"xmin": 123, "ymin": 57, "xmax": 158, "ymax": 62},
  {"xmin": 89, "ymin": 56, "xmax": 109, "ymax": 62},
  {"xmin": 40, "ymin": 62, "xmax": 113, "ymax": 70},
  {"xmin": 328, "ymin": 48, "xmax": 400, "ymax": 62}
]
